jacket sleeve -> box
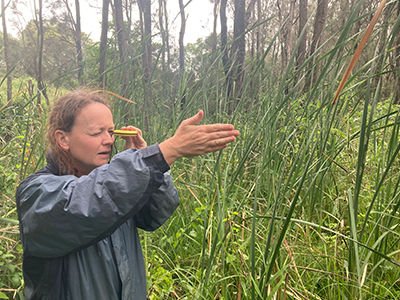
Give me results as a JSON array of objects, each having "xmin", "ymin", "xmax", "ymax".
[
  {"xmin": 133, "ymin": 146, "xmax": 180, "ymax": 231},
  {"xmin": 134, "ymin": 172, "xmax": 179, "ymax": 231},
  {"xmin": 16, "ymin": 144, "xmax": 179, "ymax": 258}
]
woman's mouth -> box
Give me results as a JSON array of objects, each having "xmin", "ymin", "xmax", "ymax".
[{"xmin": 98, "ymin": 151, "xmax": 111, "ymax": 156}]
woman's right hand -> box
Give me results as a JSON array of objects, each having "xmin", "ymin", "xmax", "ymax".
[
  {"xmin": 120, "ymin": 126, "xmax": 147, "ymax": 150},
  {"xmin": 159, "ymin": 110, "xmax": 239, "ymax": 165}
]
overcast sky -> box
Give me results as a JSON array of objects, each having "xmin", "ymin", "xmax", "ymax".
[{"xmin": 6, "ymin": 0, "xmax": 221, "ymax": 45}]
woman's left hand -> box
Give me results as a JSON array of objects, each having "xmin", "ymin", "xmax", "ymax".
[{"xmin": 120, "ymin": 126, "xmax": 147, "ymax": 150}]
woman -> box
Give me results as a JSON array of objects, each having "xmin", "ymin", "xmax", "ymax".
[{"xmin": 16, "ymin": 89, "xmax": 239, "ymax": 300}]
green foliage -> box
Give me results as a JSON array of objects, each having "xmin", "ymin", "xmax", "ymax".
[
  {"xmin": 13, "ymin": 18, "xmax": 94, "ymax": 89},
  {"xmin": 146, "ymin": 249, "xmax": 174, "ymax": 300},
  {"xmin": 0, "ymin": 245, "xmax": 24, "ymax": 299},
  {"xmin": 0, "ymin": 82, "xmax": 49, "ymax": 299},
  {"xmin": 0, "ymin": 34, "xmax": 23, "ymax": 77}
]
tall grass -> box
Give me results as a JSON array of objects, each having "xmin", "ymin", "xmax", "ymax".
[
  {"xmin": 2, "ymin": 2, "xmax": 400, "ymax": 299},
  {"xmin": 137, "ymin": 3, "xmax": 400, "ymax": 299}
]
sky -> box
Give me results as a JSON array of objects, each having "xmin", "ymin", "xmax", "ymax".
[{"xmin": 6, "ymin": 0, "xmax": 219, "ymax": 46}]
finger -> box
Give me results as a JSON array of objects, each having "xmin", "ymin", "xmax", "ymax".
[
  {"xmin": 206, "ymin": 144, "xmax": 228, "ymax": 154},
  {"xmin": 120, "ymin": 135, "xmax": 133, "ymax": 142},
  {"xmin": 135, "ymin": 128, "xmax": 143, "ymax": 137},
  {"xmin": 181, "ymin": 110, "xmax": 204, "ymax": 126},
  {"xmin": 205, "ymin": 131, "xmax": 240, "ymax": 142},
  {"xmin": 211, "ymin": 136, "xmax": 237, "ymax": 147},
  {"xmin": 123, "ymin": 138, "xmax": 133, "ymax": 150},
  {"xmin": 121, "ymin": 126, "xmax": 136, "ymax": 130},
  {"xmin": 121, "ymin": 126, "xmax": 144, "ymax": 140},
  {"xmin": 201, "ymin": 124, "xmax": 236, "ymax": 133}
]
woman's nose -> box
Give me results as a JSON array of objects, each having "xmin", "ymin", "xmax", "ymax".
[{"xmin": 103, "ymin": 132, "xmax": 114, "ymax": 144}]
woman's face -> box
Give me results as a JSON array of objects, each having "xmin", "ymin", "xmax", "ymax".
[{"xmin": 57, "ymin": 102, "xmax": 115, "ymax": 175}]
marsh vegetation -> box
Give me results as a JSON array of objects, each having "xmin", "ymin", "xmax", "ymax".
[{"xmin": 1, "ymin": 0, "xmax": 400, "ymax": 299}]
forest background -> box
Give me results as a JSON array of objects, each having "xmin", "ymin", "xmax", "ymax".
[{"xmin": 1, "ymin": 0, "xmax": 400, "ymax": 299}]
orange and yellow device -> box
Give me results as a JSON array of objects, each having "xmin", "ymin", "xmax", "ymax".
[{"xmin": 113, "ymin": 130, "xmax": 138, "ymax": 137}]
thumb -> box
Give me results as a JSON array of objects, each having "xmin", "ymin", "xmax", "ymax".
[{"xmin": 182, "ymin": 110, "xmax": 204, "ymax": 126}]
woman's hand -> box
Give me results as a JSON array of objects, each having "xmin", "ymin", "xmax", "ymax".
[
  {"xmin": 159, "ymin": 110, "xmax": 239, "ymax": 165},
  {"xmin": 120, "ymin": 126, "xmax": 147, "ymax": 150}
]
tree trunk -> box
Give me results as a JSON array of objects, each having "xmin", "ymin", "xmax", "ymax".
[
  {"xmin": 138, "ymin": 0, "xmax": 152, "ymax": 83},
  {"xmin": 277, "ymin": 0, "xmax": 286, "ymax": 70},
  {"xmin": 228, "ymin": 0, "xmax": 246, "ymax": 113},
  {"xmin": 340, "ymin": 0, "xmax": 349, "ymax": 30},
  {"xmin": 220, "ymin": 0, "xmax": 229, "ymax": 76},
  {"xmin": 394, "ymin": 1, "xmax": 400, "ymax": 104},
  {"xmin": 163, "ymin": 0, "xmax": 171, "ymax": 68},
  {"xmin": 374, "ymin": 2, "xmax": 392, "ymax": 100},
  {"xmin": 178, "ymin": 0, "xmax": 186, "ymax": 108},
  {"xmin": 74, "ymin": 0, "xmax": 83, "ymax": 83},
  {"xmin": 115, "ymin": 0, "xmax": 130, "ymax": 97},
  {"xmin": 212, "ymin": 0, "xmax": 219, "ymax": 52},
  {"xmin": 99, "ymin": 0, "xmax": 109, "ymax": 88},
  {"xmin": 114, "ymin": 0, "xmax": 128, "ymax": 62},
  {"xmin": 249, "ymin": 0, "xmax": 255, "ymax": 63},
  {"xmin": 37, "ymin": 0, "xmax": 49, "ymax": 109},
  {"xmin": 138, "ymin": 0, "xmax": 152, "ymax": 127},
  {"xmin": 245, "ymin": 0, "xmax": 257, "ymax": 25},
  {"xmin": 309, "ymin": 0, "xmax": 327, "ymax": 67},
  {"xmin": 138, "ymin": 1, "xmax": 144, "ymax": 49},
  {"xmin": 286, "ymin": 0, "xmax": 296, "ymax": 65},
  {"xmin": 305, "ymin": 0, "xmax": 327, "ymax": 89},
  {"xmin": 256, "ymin": 0, "xmax": 261, "ymax": 62},
  {"xmin": 124, "ymin": 0, "xmax": 132, "ymax": 34},
  {"xmin": 297, "ymin": 0, "xmax": 308, "ymax": 70},
  {"xmin": 62, "ymin": 0, "xmax": 84, "ymax": 83},
  {"xmin": 158, "ymin": 0, "xmax": 166, "ymax": 72},
  {"xmin": 1, "ymin": 0, "xmax": 12, "ymax": 103}
]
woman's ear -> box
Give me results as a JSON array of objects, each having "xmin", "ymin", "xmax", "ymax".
[{"xmin": 54, "ymin": 130, "xmax": 70, "ymax": 151}]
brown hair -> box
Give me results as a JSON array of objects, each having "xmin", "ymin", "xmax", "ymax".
[{"xmin": 48, "ymin": 88, "xmax": 110, "ymax": 175}]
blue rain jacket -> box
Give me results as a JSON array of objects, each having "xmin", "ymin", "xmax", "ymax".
[{"xmin": 16, "ymin": 144, "xmax": 179, "ymax": 300}]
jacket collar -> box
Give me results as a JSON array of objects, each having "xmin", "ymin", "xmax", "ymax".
[{"xmin": 46, "ymin": 151, "xmax": 70, "ymax": 176}]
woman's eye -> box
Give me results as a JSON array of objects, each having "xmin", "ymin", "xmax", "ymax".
[{"xmin": 109, "ymin": 131, "xmax": 114, "ymax": 136}]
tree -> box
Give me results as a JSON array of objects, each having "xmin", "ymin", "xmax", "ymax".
[
  {"xmin": 158, "ymin": 0, "xmax": 171, "ymax": 73},
  {"xmin": 58, "ymin": 0, "xmax": 84, "ymax": 83},
  {"xmin": 297, "ymin": 0, "xmax": 307, "ymax": 71},
  {"xmin": 45, "ymin": 0, "xmax": 86, "ymax": 84},
  {"xmin": 256, "ymin": 0, "xmax": 262, "ymax": 65},
  {"xmin": 220, "ymin": 0, "xmax": 228, "ymax": 77},
  {"xmin": 305, "ymin": 0, "xmax": 327, "ymax": 89},
  {"xmin": 114, "ymin": 0, "xmax": 130, "ymax": 97},
  {"xmin": 36, "ymin": 0, "xmax": 49, "ymax": 108},
  {"xmin": 246, "ymin": 0, "xmax": 256, "ymax": 62},
  {"xmin": 18, "ymin": 17, "xmax": 86, "ymax": 88},
  {"xmin": 74, "ymin": 0, "xmax": 83, "ymax": 82},
  {"xmin": 228, "ymin": 0, "xmax": 246, "ymax": 113},
  {"xmin": 220, "ymin": 0, "xmax": 246, "ymax": 112},
  {"xmin": 277, "ymin": 0, "xmax": 295, "ymax": 71},
  {"xmin": 99, "ymin": 0, "xmax": 109, "ymax": 88},
  {"xmin": 178, "ymin": 0, "xmax": 186, "ymax": 108},
  {"xmin": 394, "ymin": 1, "xmax": 400, "ymax": 103},
  {"xmin": 114, "ymin": 0, "xmax": 128, "ymax": 63},
  {"xmin": 162, "ymin": 0, "xmax": 170, "ymax": 68},
  {"xmin": 1, "ymin": 0, "xmax": 12, "ymax": 103},
  {"xmin": 137, "ymin": 0, "xmax": 152, "ymax": 125},
  {"xmin": 137, "ymin": 0, "xmax": 152, "ymax": 84},
  {"xmin": 211, "ymin": 0, "xmax": 219, "ymax": 52},
  {"xmin": 310, "ymin": 0, "xmax": 328, "ymax": 64},
  {"xmin": 158, "ymin": 0, "xmax": 166, "ymax": 72}
]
